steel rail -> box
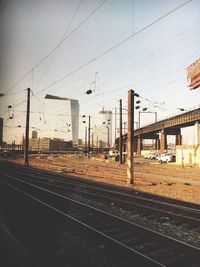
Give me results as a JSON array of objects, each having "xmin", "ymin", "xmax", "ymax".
[
  {"xmin": 5, "ymin": 171, "xmax": 200, "ymax": 224},
  {"xmin": 2, "ymin": 173, "xmax": 200, "ymax": 255},
  {"xmin": 2, "ymin": 176, "xmax": 200, "ymax": 266},
  {"xmin": 3, "ymin": 167, "xmax": 200, "ymax": 219},
  {"xmin": 2, "ymin": 181, "xmax": 165, "ymax": 267}
]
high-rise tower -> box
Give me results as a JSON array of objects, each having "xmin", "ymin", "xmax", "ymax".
[{"xmin": 95, "ymin": 108, "xmax": 112, "ymax": 148}]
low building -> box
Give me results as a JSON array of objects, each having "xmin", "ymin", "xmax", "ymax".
[
  {"xmin": 29, "ymin": 138, "xmax": 73, "ymax": 151},
  {"xmin": 30, "ymin": 138, "xmax": 40, "ymax": 151},
  {"xmin": 176, "ymin": 145, "xmax": 200, "ymax": 167},
  {"xmin": 74, "ymin": 138, "xmax": 83, "ymax": 149}
]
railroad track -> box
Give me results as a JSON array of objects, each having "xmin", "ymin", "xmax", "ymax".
[
  {"xmin": 1, "ymin": 162, "xmax": 200, "ymax": 247},
  {"xmin": 3, "ymin": 165, "xmax": 200, "ymax": 221},
  {"xmin": 0, "ymin": 182, "xmax": 159, "ymax": 267},
  {"xmin": 1, "ymin": 171, "xmax": 200, "ymax": 267}
]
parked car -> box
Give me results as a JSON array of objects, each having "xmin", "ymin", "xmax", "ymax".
[
  {"xmin": 109, "ymin": 150, "xmax": 119, "ymax": 157},
  {"xmin": 144, "ymin": 153, "xmax": 158, "ymax": 160},
  {"xmin": 149, "ymin": 153, "xmax": 159, "ymax": 160},
  {"xmin": 157, "ymin": 153, "xmax": 175, "ymax": 163}
]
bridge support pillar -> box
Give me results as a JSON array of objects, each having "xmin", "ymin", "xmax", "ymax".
[
  {"xmin": 155, "ymin": 138, "xmax": 160, "ymax": 150},
  {"xmin": 160, "ymin": 129, "xmax": 167, "ymax": 153},
  {"xmin": 137, "ymin": 136, "xmax": 143, "ymax": 156},
  {"xmin": 175, "ymin": 134, "xmax": 182, "ymax": 146}
]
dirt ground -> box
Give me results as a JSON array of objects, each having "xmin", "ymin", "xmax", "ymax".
[{"xmin": 4, "ymin": 154, "xmax": 200, "ymax": 205}]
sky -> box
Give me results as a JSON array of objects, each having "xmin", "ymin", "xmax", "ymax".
[{"xmin": 0, "ymin": 0, "xmax": 200, "ymax": 145}]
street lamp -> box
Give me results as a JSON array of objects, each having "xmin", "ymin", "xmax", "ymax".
[
  {"xmin": 82, "ymin": 115, "xmax": 91, "ymax": 156},
  {"xmin": 82, "ymin": 116, "xmax": 87, "ymax": 156},
  {"xmin": 8, "ymin": 105, "xmax": 14, "ymax": 119},
  {"xmin": 105, "ymin": 126, "xmax": 110, "ymax": 148}
]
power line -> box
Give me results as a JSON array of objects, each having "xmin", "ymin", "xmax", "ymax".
[
  {"xmin": 35, "ymin": 0, "xmax": 193, "ymax": 96},
  {"xmin": 2, "ymin": 0, "xmax": 107, "ymax": 96},
  {"xmin": 36, "ymin": 23, "xmax": 200, "ymax": 96},
  {"xmin": 37, "ymin": 25, "xmax": 200, "ymax": 106},
  {"xmin": 36, "ymin": 0, "xmax": 84, "ymax": 87},
  {"xmin": 2, "ymin": 0, "xmax": 195, "ymax": 117},
  {"xmin": 1, "ymin": 0, "xmax": 195, "ymax": 138},
  {"xmin": 40, "ymin": 49, "xmax": 196, "ymax": 113}
]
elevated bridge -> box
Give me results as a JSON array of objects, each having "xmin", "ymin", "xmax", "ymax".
[{"xmin": 118, "ymin": 108, "xmax": 200, "ymax": 154}]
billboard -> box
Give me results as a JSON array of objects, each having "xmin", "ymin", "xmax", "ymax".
[{"xmin": 187, "ymin": 58, "xmax": 200, "ymax": 90}]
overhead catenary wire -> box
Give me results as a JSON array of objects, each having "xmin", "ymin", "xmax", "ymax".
[
  {"xmin": 29, "ymin": 23, "xmax": 199, "ymax": 99},
  {"xmin": 31, "ymin": 25, "xmax": 200, "ymax": 106},
  {"xmin": 1, "ymin": 0, "xmax": 197, "ymax": 117},
  {"xmin": 49, "ymin": 24, "xmax": 200, "ymax": 92},
  {"xmin": 1, "ymin": 0, "xmax": 107, "ymax": 96},
  {"xmin": 33, "ymin": 0, "xmax": 193, "ymax": 97},
  {"xmin": 1, "ymin": 0, "xmax": 198, "ymax": 144},
  {"xmin": 37, "ymin": 0, "xmax": 84, "ymax": 87},
  {"xmin": 69, "ymin": 57, "xmax": 196, "ymax": 109}
]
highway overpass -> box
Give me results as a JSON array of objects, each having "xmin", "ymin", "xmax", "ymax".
[{"xmin": 116, "ymin": 107, "xmax": 200, "ymax": 154}]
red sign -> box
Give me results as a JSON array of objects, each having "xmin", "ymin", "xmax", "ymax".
[{"xmin": 187, "ymin": 58, "xmax": 200, "ymax": 90}]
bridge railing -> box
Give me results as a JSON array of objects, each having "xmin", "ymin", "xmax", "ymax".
[{"xmin": 137, "ymin": 105, "xmax": 200, "ymax": 129}]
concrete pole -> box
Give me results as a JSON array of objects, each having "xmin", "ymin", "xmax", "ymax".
[
  {"xmin": 24, "ymin": 88, "xmax": 31, "ymax": 166},
  {"xmin": 92, "ymin": 132, "xmax": 94, "ymax": 154},
  {"xmin": 137, "ymin": 136, "xmax": 142, "ymax": 156},
  {"xmin": 127, "ymin": 90, "xmax": 134, "ymax": 184},
  {"xmin": 88, "ymin": 116, "xmax": 91, "ymax": 157},
  {"xmin": 138, "ymin": 111, "xmax": 141, "ymax": 128},
  {"xmin": 160, "ymin": 129, "xmax": 167, "ymax": 153},
  {"xmin": 119, "ymin": 99, "xmax": 123, "ymax": 164},
  {"xmin": 115, "ymin": 107, "xmax": 117, "ymax": 145},
  {"xmin": 106, "ymin": 126, "xmax": 110, "ymax": 148},
  {"xmin": 85, "ymin": 126, "xmax": 87, "ymax": 156},
  {"xmin": 194, "ymin": 122, "xmax": 199, "ymax": 145}
]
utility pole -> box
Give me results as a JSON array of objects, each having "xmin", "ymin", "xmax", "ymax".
[
  {"xmin": 24, "ymin": 88, "xmax": 31, "ymax": 166},
  {"xmin": 115, "ymin": 107, "xmax": 117, "ymax": 145},
  {"xmin": 138, "ymin": 111, "xmax": 141, "ymax": 129},
  {"xmin": 123, "ymin": 122, "xmax": 127, "ymax": 134},
  {"xmin": 106, "ymin": 126, "xmax": 109, "ymax": 148},
  {"xmin": 85, "ymin": 126, "xmax": 87, "ymax": 156},
  {"xmin": 92, "ymin": 132, "xmax": 94, "ymax": 154},
  {"xmin": 127, "ymin": 90, "xmax": 134, "ymax": 184},
  {"xmin": 88, "ymin": 115, "xmax": 91, "ymax": 157},
  {"xmin": 119, "ymin": 99, "xmax": 123, "ymax": 164}
]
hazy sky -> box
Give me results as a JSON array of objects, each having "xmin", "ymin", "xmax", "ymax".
[{"xmin": 0, "ymin": 0, "xmax": 200, "ymax": 143}]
